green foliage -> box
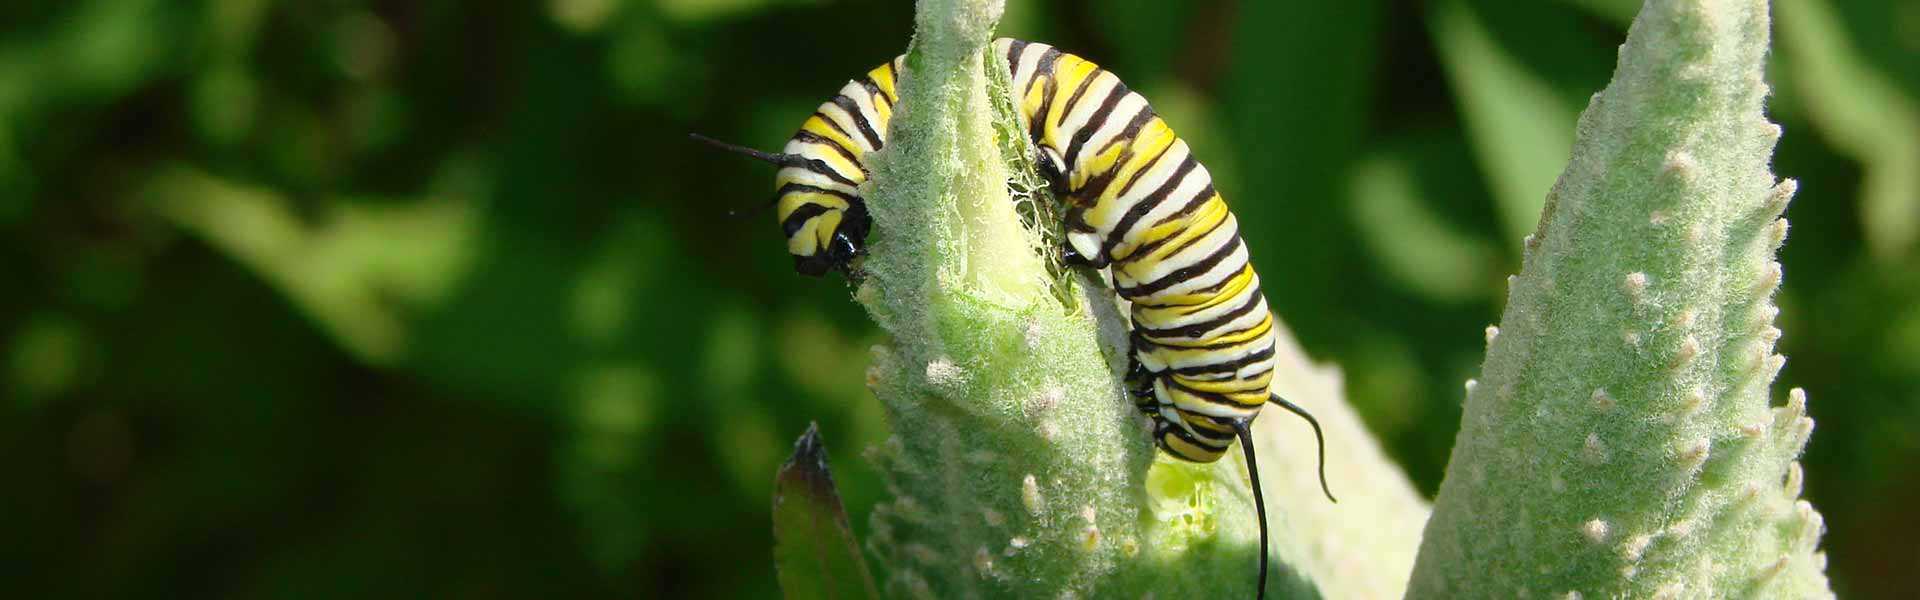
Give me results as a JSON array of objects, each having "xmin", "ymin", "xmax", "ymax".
[{"xmin": 2, "ymin": 0, "xmax": 1913, "ymax": 597}]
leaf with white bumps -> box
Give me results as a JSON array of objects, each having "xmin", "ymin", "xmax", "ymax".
[{"xmin": 1408, "ymin": 0, "xmax": 1832, "ymax": 597}]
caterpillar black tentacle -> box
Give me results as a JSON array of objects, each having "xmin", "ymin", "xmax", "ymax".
[
  {"xmin": 1270, "ymin": 393, "xmax": 1337, "ymax": 504},
  {"xmin": 1232, "ymin": 420, "xmax": 1270, "ymax": 600}
]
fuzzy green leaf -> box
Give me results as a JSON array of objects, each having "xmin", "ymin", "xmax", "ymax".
[{"xmin": 1408, "ymin": 0, "xmax": 1833, "ymax": 597}]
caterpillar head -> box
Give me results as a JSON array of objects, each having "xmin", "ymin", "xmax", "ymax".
[{"xmin": 792, "ymin": 202, "xmax": 870, "ymax": 277}]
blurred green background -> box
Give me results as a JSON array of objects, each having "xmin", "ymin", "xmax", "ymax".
[{"xmin": 3, "ymin": 0, "xmax": 1914, "ymax": 597}]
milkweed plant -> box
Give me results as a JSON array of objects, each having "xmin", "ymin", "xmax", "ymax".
[{"xmin": 768, "ymin": 0, "xmax": 1832, "ymax": 597}]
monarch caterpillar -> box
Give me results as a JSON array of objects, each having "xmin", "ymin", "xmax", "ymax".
[{"xmin": 695, "ymin": 39, "xmax": 1333, "ymax": 598}]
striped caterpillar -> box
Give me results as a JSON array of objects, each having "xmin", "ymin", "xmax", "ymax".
[{"xmin": 695, "ymin": 39, "xmax": 1334, "ymax": 598}]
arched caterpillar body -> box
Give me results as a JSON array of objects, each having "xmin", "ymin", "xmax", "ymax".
[{"xmin": 694, "ymin": 39, "xmax": 1333, "ymax": 599}]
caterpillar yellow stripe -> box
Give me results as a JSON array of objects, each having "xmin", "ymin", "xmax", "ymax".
[{"xmin": 699, "ymin": 38, "xmax": 1335, "ymax": 599}]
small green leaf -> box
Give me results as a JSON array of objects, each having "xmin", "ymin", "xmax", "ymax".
[{"xmin": 773, "ymin": 423, "xmax": 879, "ymax": 600}]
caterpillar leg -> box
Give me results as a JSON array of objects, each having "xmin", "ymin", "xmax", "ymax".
[
  {"xmin": 1124, "ymin": 357, "xmax": 1156, "ymax": 409},
  {"xmin": 1060, "ymin": 233, "xmax": 1110, "ymax": 269},
  {"xmin": 1062, "ymin": 243, "xmax": 1092, "ymax": 267},
  {"xmin": 1060, "ymin": 207, "xmax": 1111, "ymax": 269},
  {"xmin": 1123, "ymin": 331, "xmax": 1161, "ymax": 408},
  {"xmin": 1034, "ymin": 142, "xmax": 1069, "ymax": 196}
]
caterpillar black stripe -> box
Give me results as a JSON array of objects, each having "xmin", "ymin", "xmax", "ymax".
[{"xmin": 694, "ymin": 39, "xmax": 1335, "ymax": 599}]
